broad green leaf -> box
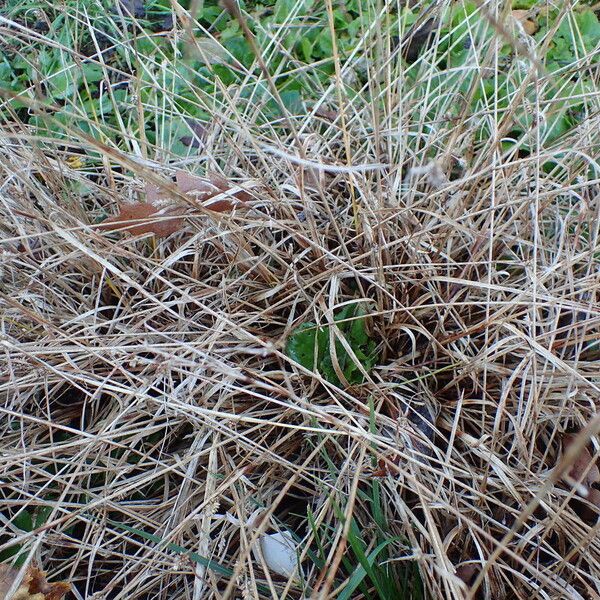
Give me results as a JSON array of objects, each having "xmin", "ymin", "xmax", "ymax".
[
  {"xmin": 285, "ymin": 304, "xmax": 378, "ymax": 386},
  {"xmin": 286, "ymin": 322, "xmax": 320, "ymax": 370},
  {"xmin": 13, "ymin": 510, "xmax": 33, "ymax": 532}
]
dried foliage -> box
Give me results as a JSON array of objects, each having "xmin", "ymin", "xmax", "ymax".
[
  {"xmin": 100, "ymin": 171, "xmax": 252, "ymax": 237},
  {"xmin": 0, "ymin": 564, "xmax": 70, "ymax": 600},
  {"xmin": 1, "ymin": 1, "xmax": 599, "ymax": 599},
  {"xmin": 99, "ymin": 201, "xmax": 186, "ymax": 237}
]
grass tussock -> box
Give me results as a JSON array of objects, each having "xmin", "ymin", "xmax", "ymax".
[{"xmin": 1, "ymin": 0, "xmax": 600, "ymax": 598}]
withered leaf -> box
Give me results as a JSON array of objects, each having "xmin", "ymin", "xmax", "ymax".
[
  {"xmin": 119, "ymin": 0, "xmax": 145, "ymax": 18},
  {"xmin": 175, "ymin": 170, "xmax": 252, "ymax": 212},
  {"xmin": 174, "ymin": 170, "xmax": 222, "ymax": 197},
  {"xmin": 145, "ymin": 171, "xmax": 251, "ymax": 209},
  {"xmin": 0, "ymin": 564, "xmax": 70, "ymax": 600},
  {"xmin": 100, "ymin": 202, "xmax": 185, "ymax": 238},
  {"xmin": 455, "ymin": 563, "xmax": 479, "ymax": 588},
  {"xmin": 179, "ymin": 118, "xmax": 208, "ymax": 149},
  {"xmin": 101, "ymin": 171, "xmax": 251, "ymax": 237},
  {"xmin": 314, "ymin": 106, "xmax": 338, "ymax": 122},
  {"xmin": 561, "ymin": 432, "xmax": 600, "ymax": 522},
  {"xmin": 401, "ymin": 18, "xmax": 437, "ymax": 63},
  {"xmin": 144, "ymin": 180, "xmax": 168, "ymax": 205},
  {"xmin": 562, "ymin": 433, "xmax": 600, "ymax": 489},
  {"xmin": 512, "ymin": 10, "xmax": 538, "ymax": 36}
]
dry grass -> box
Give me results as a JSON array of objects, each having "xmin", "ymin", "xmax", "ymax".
[{"xmin": 1, "ymin": 0, "xmax": 600, "ymax": 598}]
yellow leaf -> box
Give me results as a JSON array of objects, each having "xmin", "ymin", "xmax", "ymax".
[{"xmin": 65, "ymin": 155, "xmax": 85, "ymax": 169}]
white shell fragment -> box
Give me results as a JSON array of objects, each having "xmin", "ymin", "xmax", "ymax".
[{"xmin": 255, "ymin": 530, "xmax": 301, "ymax": 579}]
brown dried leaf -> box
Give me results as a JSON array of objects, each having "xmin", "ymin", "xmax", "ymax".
[
  {"xmin": 26, "ymin": 567, "xmax": 70, "ymax": 600},
  {"xmin": 209, "ymin": 173, "xmax": 253, "ymax": 203},
  {"xmin": 456, "ymin": 563, "xmax": 479, "ymax": 587},
  {"xmin": 100, "ymin": 202, "xmax": 185, "ymax": 237},
  {"xmin": 562, "ymin": 433, "xmax": 600, "ymax": 489},
  {"xmin": 512, "ymin": 10, "xmax": 538, "ymax": 36},
  {"xmin": 144, "ymin": 181, "xmax": 167, "ymax": 205},
  {"xmin": 370, "ymin": 455, "xmax": 401, "ymax": 477},
  {"xmin": 174, "ymin": 170, "xmax": 222, "ymax": 197},
  {"xmin": 179, "ymin": 118, "xmax": 208, "ymax": 149},
  {"xmin": 175, "ymin": 170, "xmax": 252, "ymax": 211},
  {"xmin": 314, "ymin": 106, "xmax": 338, "ymax": 122},
  {"xmin": 102, "ymin": 171, "xmax": 251, "ymax": 237},
  {"xmin": 174, "ymin": 171, "xmax": 234, "ymax": 213},
  {"xmin": 147, "ymin": 171, "xmax": 251, "ymax": 208},
  {"xmin": 402, "ymin": 18, "xmax": 437, "ymax": 62},
  {"xmin": 119, "ymin": 0, "xmax": 145, "ymax": 18},
  {"xmin": 0, "ymin": 564, "xmax": 70, "ymax": 600},
  {"xmin": 396, "ymin": 399, "xmax": 438, "ymax": 460}
]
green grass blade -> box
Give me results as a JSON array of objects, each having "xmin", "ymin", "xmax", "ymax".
[{"xmin": 338, "ymin": 538, "xmax": 400, "ymax": 600}]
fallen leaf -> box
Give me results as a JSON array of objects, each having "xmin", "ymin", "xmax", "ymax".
[
  {"xmin": 402, "ymin": 18, "xmax": 437, "ymax": 62},
  {"xmin": 0, "ymin": 564, "xmax": 70, "ymax": 600},
  {"xmin": 179, "ymin": 118, "xmax": 208, "ymax": 149},
  {"xmin": 397, "ymin": 398, "xmax": 438, "ymax": 460},
  {"xmin": 99, "ymin": 202, "xmax": 185, "ymax": 237},
  {"xmin": 371, "ymin": 454, "xmax": 401, "ymax": 477},
  {"xmin": 562, "ymin": 433, "xmax": 600, "ymax": 489},
  {"xmin": 314, "ymin": 106, "xmax": 338, "ymax": 122},
  {"xmin": 175, "ymin": 170, "xmax": 252, "ymax": 212},
  {"xmin": 512, "ymin": 10, "xmax": 538, "ymax": 36},
  {"xmin": 143, "ymin": 180, "xmax": 169, "ymax": 205},
  {"xmin": 455, "ymin": 563, "xmax": 479, "ymax": 588},
  {"xmin": 119, "ymin": 0, "xmax": 145, "ymax": 18},
  {"xmin": 101, "ymin": 171, "xmax": 251, "ymax": 237},
  {"xmin": 560, "ymin": 432, "xmax": 600, "ymax": 522},
  {"xmin": 174, "ymin": 170, "xmax": 222, "ymax": 197}
]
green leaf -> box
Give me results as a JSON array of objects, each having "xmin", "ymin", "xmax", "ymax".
[
  {"xmin": 281, "ymin": 89, "xmax": 304, "ymax": 112},
  {"xmin": 0, "ymin": 58, "xmax": 16, "ymax": 87},
  {"xmin": 512, "ymin": 0, "xmax": 536, "ymax": 7},
  {"xmin": 34, "ymin": 505, "xmax": 54, "ymax": 529},
  {"xmin": 300, "ymin": 37, "xmax": 314, "ymax": 62},
  {"xmin": 286, "ymin": 322, "xmax": 320, "ymax": 370},
  {"xmin": 13, "ymin": 510, "xmax": 33, "ymax": 532},
  {"xmin": 285, "ymin": 304, "xmax": 378, "ymax": 386},
  {"xmin": 274, "ymin": 0, "xmax": 298, "ymax": 22},
  {"xmin": 348, "ymin": 314, "xmax": 369, "ymax": 347},
  {"xmin": 223, "ymin": 36, "xmax": 252, "ymax": 67},
  {"xmin": 562, "ymin": 10, "xmax": 600, "ymax": 43},
  {"xmin": 306, "ymin": 505, "xmax": 327, "ymax": 568},
  {"xmin": 200, "ymin": 5, "xmax": 223, "ymax": 23},
  {"xmin": 317, "ymin": 30, "xmax": 333, "ymax": 55},
  {"xmin": 47, "ymin": 69, "xmax": 78, "ymax": 100},
  {"xmin": 82, "ymin": 63, "xmax": 104, "ymax": 84},
  {"xmin": 543, "ymin": 112, "xmax": 572, "ymax": 144}
]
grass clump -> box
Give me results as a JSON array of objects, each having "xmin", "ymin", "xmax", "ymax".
[{"xmin": 1, "ymin": 0, "xmax": 600, "ymax": 599}]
